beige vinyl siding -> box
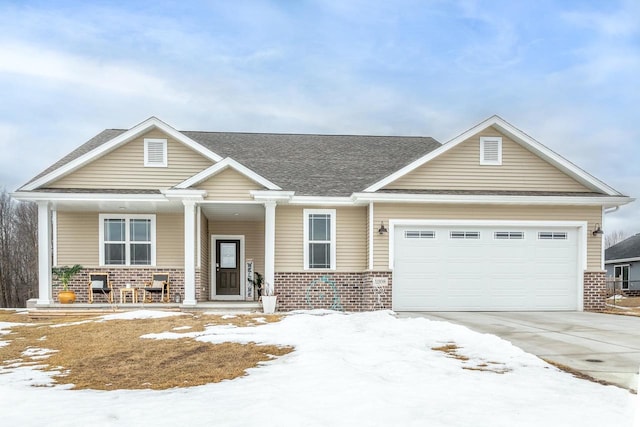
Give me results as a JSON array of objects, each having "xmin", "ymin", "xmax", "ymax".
[
  {"xmin": 385, "ymin": 127, "xmax": 591, "ymax": 192},
  {"xmin": 156, "ymin": 214, "xmax": 184, "ymax": 267},
  {"xmin": 209, "ymin": 221, "xmax": 265, "ymax": 276},
  {"xmin": 372, "ymin": 203, "xmax": 603, "ymax": 271},
  {"xmin": 56, "ymin": 211, "xmax": 99, "ymax": 266},
  {"xmin": 197, "ymin": 168, "xmax": 265, "ymax": 201},
  {"xmin": 49, "ymin": 130, "xmax": 213, "ymax": 189},
  {"xmin": 56, "ymin": 211, "xmax": 184, "ymax": 267},
  {"xmin": 275, "ymin": 206, "xmax": 367, "ymax": 272}
]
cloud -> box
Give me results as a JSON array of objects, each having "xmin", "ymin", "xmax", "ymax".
[{"xmin": 0, "ymin": 40, "xmax": 188, "ymax": 102}]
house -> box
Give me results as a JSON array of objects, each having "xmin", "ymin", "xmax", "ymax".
[
  {"xmin": 12, "ymin": 115, "xmax": 633, "ymax": 311},
  {"xmin": 605, "ymin": 234, "xmax": 640, "ymax": 296}
]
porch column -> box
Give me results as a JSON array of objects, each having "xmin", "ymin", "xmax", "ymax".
[
  {"xmin": 183, "ymin": 200, "xmax": 197, "ymax": 305},
  {"xmin": 37, "ymin": 201, "xmax": 52, "ymax": 305},
  {"xmin": 264, "ymin": 201, "xmax": 276, "ymax": 294}
]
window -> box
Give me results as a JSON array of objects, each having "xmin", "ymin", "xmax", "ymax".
[
  {"xmin": 144, "ymin": 138, "xmax": 167, "ymax": 167},
  {"xmin": 99, "ymin": 214, "xmax": 155, "ymax": 266},
  {"xmin": 614, "ymin": 265, "xmax": 630, "ymax": 290},
  {"xmin": 494, "ymin": 231, "xmax": 524, "ymax": 240},
  {"xmin": 303, "ymin": 209, "xmax": 336, "ymax": 270},
  {"xmin": 450, "ymin": 231, "xmax": 480, "ymax": 239},
  {"xmin": 538, "ymin": 231, "xmax": 567, "ymax": 240},
  {"xmin": 480, "ymin": 136, "xmax": 502, "ymax": 165},
  {"xmin": 405, "ymin": 230, "xmax": 435, "ymax": 239}
]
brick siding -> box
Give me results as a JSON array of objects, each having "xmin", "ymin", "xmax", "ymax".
[
  {"xmin": 59, "ymin": 267, "xmax": 185, "ymax": 303},
  {"xmin": 583, "ymin": 271, "xmax": 606, "ymax": 311},
  {"xmin": 274, "ymin": 271, "xmax": 392, "ymax": 312}
]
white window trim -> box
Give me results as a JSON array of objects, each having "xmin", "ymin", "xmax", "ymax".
[
  {"xmin": 99, "ymin": 214, "xmax": 156, "ymax": 266},
  {"xmin": 144, "ymin": 138, "xmax": 168, "ymax": 167},
  {"xmin": 303, "ymin": 209, "xmax": 336, "ymax": 270},
  {"xmin": 480, "ymin": 136, "xmax": 502, "ymax": 165}
]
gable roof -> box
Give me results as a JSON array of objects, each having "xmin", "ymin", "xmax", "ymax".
[
  {"xmin": 605, "ymin": 234, "xmax": 640, "ymax": 262},
  {"xmin": 21, "ymin": 122, "xmax": 441, "ymax": 196},
  {"xmin": 176, "ymin": 157, "xmax": 282, "ymax": 190},
  {"xmin": 21, "ymin": 117, "xmax": 224, "ymax": 191},
  {"xmin": 363, "ymin": 115, "xmax": 622, "ymax": 196}
]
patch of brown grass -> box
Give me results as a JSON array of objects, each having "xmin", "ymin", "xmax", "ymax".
[
  {"xmin": 608, "ymin": 296, "xmax": 640, "ymax": 308},
  {"xmin": 0, "ymin": 312, "xmax": 292, "ymax": 390},
  {"xmin": 431, "ymin": 342, "xmax": 510, "ymax": 374},
  {"xmin": 431, "ymin": 343, "xmax": 469, "ymax": 361}
]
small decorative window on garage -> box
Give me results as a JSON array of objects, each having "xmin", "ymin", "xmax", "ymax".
[
  {"xmin": 494, "ymin": 231, "xmax": 524, "ymax": 240},
  {"xmin": 538, "ymin": 231, "xmax": 568, "ymax": 240},
  {"xmin": 404, "ymin": 231, "xmax": 435, "ymax": 239},
  {"xmin": 450, "ymin": 231, "xmax": 480, "ymax": 239}
]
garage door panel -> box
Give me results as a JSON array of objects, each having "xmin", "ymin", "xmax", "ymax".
[{"xmin": 393, "ymin": 225, "xmax": 579, "ymax": 311}]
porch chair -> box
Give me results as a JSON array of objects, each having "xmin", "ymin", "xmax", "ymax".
[
  {"xmin": 88, "ymin": 273, "xmax": 114, "ymax": 303},
  {"xmin": 143, "ymin": 273, "xmax": 170, "ymax": 303}
]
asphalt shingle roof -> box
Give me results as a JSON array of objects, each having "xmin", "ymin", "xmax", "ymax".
[
  {"xmin": 605, "ymin": 234, "xmax": 640, "ymax": 261},
  {"xmin": 25, "ymin": 129, "xmax": 442, "ymax": 196}
]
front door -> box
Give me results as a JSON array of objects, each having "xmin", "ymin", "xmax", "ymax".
[{"xmin": 216, "ymin": 240, "xmax": 241, "ymax": 296}]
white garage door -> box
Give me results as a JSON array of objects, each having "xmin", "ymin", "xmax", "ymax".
[{"xmin": 393, "ymin": 225, "xmax": 580, "ymax": 311}]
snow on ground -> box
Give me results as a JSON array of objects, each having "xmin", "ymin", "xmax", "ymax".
[{"xmin": 0, "ymin": 310, "xmax": 636, "ymax": 427}]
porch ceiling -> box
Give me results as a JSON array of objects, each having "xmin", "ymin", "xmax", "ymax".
[
  {"xmin": 48, "ymin": 199, "xmax": 183, "ymax": 213},
  {"xmin": 200, "ymin": 203, "xmax": 264, "ymax": 221}
]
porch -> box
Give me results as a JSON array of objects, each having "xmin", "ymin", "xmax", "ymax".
[{"xmin": 34, "ymin": 192, "xmax": 278, "ymax": 307}]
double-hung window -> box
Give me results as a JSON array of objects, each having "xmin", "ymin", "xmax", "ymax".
[
  {"xmin": 100, "ymin": 214, "xmax": 156, "ymax": 266},
  {"xmin": 304, "ymin": 209, "xmax": 336, "ymax": 270}
]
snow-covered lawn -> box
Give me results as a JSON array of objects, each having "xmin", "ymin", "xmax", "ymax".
[{"xmin": 0, "ymin": 310, "xmax": 637, "ymax": 426}]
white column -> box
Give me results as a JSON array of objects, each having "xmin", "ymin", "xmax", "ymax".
[
  {"xmin": 37, "ymin": 201, "xmax": 52, "ymax": 305},
  {"xmin": 264, "ymin": 201, "xmax": 276, "ymax": 294},
  {"xmin": 183, "ymin": 200, "xmax": 197, "ymax": 305}
]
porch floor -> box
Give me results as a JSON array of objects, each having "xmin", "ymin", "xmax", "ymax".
[{"xmin": 28, "ymin": 301, "xmax": 263, "ymax": 318}]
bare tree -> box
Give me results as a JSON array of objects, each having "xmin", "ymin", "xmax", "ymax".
[
  {"xmin": 605, "ymin": 230, "xmax": 629, "ymax": 249},
  {"xmin": 0, "ymin": 189, "xmax": 38, "ymax": 307}
]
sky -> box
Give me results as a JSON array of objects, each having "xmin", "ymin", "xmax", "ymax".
[
  {"xmin": 0, "ymin": 310, "xmax": 634, "ymax": 426},
  {"xmin": 1, "ymin": 0, "xmax": 638, "ymax": 234}
]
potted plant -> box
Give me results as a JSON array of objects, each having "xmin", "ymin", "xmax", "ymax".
[
  {"xmin": 261, "ymin": 279, "xmax": 278, "ymax": 314},
  {"xmin": 52, "ymin": 264, "xmax": 83, "ymax": 304}
]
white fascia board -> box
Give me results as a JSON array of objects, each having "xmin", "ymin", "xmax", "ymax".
[
  {"xmin": 289, "ymin": 196, "xmax": 354, "ymax": 206},
  {"xmin": 352, "ymin": 192, "xmax": 633, "ymax": 206},
  {"xmin": 11, "ymin": 191, "xmax": 167, "ymax": 202},
  {"xmin": 176, "ymin": 157, "xmax": 282, "ymax": 190},
  {"xmin": 161, "ymin": 189, "xmax": 207, "ymax": 200},
  {"xmin": 22, "ymin": 117, "xmax": 223, "ymax": 191},
  {"xmin": 364, "ymin": 115, "xmax": 622, "ymax": 196},
  {"xmin": 605, "ymin": 257, "xmax": 640, "ymax": 264},
  {"xmin": 250, "ymin": 190, "xmax": 295, "ymax": 202}
]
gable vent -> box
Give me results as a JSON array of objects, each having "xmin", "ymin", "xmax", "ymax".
[
  {"xmin": 480, "ymin": 137, "xmax": 502, "ymax": 165},
  {"xmin": 144, "ymin": 138, "xmax": 167, "ymax": 167}
]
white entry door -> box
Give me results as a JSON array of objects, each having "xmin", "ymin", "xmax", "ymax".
[{"xmin": 393, "ymin": 225, "xmax": 581, "ymax": 311}]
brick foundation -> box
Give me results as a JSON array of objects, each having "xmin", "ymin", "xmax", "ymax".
[
  {"xmin": 583, "ymin": 271, "xmax": 606, "ymax": 311},
  {"xmin": 58, "ymin": 267, "xmax": 185, "ymax": 304},
  {"xmin": 274, "ymin": 271, "xmax": 392, "ymax": 312}
]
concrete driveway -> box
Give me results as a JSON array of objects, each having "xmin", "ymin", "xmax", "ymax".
[{"xmin": 400, "ymin": 311, "xmax": 640, "ymax": 392}]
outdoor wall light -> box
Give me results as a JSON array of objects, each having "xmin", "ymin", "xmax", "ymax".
[
  {"xmin": 378, "ymin": 221, "xmax": 388, "ymax": 235},
  {"xmin": 592, "ymin": 223, "xmax": 604, "ymax": 236}
]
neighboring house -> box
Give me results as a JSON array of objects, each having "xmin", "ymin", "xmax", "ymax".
[
  {"xmin": 12, "ymin": 115, "xmax": 633, "ymax": 311},
  {"xmin": 605, "ymin": 234, "xmax": 640, "ymax": 296}
]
